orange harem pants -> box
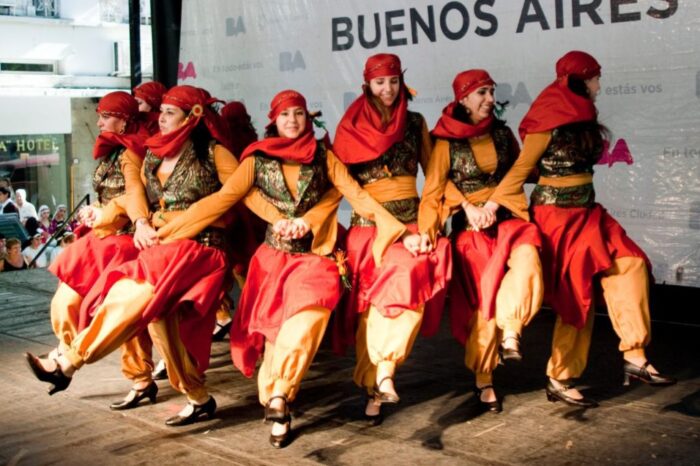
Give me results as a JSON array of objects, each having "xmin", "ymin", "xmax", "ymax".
[
  {"xmin": 63, "ymin": 279, "xmax": 209, "ymax": 401},
  {"xmin": 547, "ymin": 257, "xmax": 651, "ymax": 380},
  {"xmin": 51, "ymin": 282, "xmax": 154, "ymax": 385}
]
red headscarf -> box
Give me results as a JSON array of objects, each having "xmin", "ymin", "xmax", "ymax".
[
  {"xmin": 239, "ymin": 90, "xmax": 317, "ymax": 164},
  {"xmin": 133, "ymin": 81, "xmax": 167, "ymax": 110},
  {"xmin": 221, "ymin": 101, "xmax": 258, "ymax": 158},
  {"xmin": 432, "ymin": 69, "xmax": 496, "ymax": 140},
  {"xmin": 519, "ymin": 51, "xmax": 600, "ymax": 140},
  {"xmin": 333, "ymin": 53, "xmax": 409, "ymax": 164},
  {"xmin": 133, "ymin": 81, "xmax": 167, "ymax": 136},
  {"xmin": 144, "ymin": 85, "xmax": 231, "ymax": 159},
  {"xmin": 93, "ymin": 91, "xmax": 147, "ymax": 159}
]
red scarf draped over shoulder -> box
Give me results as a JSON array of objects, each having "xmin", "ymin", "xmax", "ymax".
[
  {"xmin": 144, "ymin": 85, "xmax": 231, "ymax": 159},
  {"xmin": 333, "ymin": 53, "xmax": 409, "ymax": 164},
  {"xmin": 93, "ymin": 91, "xmax": 147, "ymax": 159},
  {"xmin": 519, "ymin": 51, "xmax": 600, "ymax": 141},
  {"xmin": 239, "ymin": 90, "xmax": 317, "ymax": 164}
]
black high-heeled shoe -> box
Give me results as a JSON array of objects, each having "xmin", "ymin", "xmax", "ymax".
[
  {"xmin": 545, "ymin": 380, "xmax": 598, "ymax": 408},
  {"xmin": 25, "ymin": 352, "xmax": 72, "ymax": 395},
  {"xmin": 152, "ymin": 360, "xmax": 167, "ymax": 381},
  {"xmin": 623, "ymin": 361, "xmax": 676, "ymax": 386},
  {"xmin": 500, "ymin": 336, "xmax": 523, "ymax": 363},
  {"xmin": 374, "ymin": 376, "xmax": 400, "ymax": 404},
  {"xmin": 212, "ymin": 320, "xmax": 232, "ymax": 342},
  {"xmin": 110, "ymin": 381, "xmax": 158, "ymax": 410},
  {"xmin": 473, "ymin": 385, "xmax": 502, "ymax": 413},
  {"xmin": 165, "ymin": 396, "xmax": 217, "ymax": 426},
  {"xmin": 264, "ymin": 395, "xmax": 290, "ymax": 423},
  {"xmin": 269, "ymin": 416, "xmax": 292, "ymax": 449},
  {"xmin": 364, "ymin": 393, "xmax": 383, "ymax": 426}
]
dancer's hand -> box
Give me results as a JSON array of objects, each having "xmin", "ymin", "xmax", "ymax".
[
  {"xmin": 402, "ymin": 233, "xmax": 422, "ymax": 256},
  {"xmin": 78, "ymin": 206, "xmax": 101, "ymax": 227},
  {"xmin": 289, "ymin": 218, "xmax": 310, "ymax": 239},
  {"xmin": 133, "ymin": 218, "xmax": 158, "ymax": 250}
]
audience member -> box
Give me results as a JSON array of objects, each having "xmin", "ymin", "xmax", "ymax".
[
  {"xmin": 0, "ymin": 187, "xmax": 18, "ymax": 214},
  {"xmin": 1, "ymin": 238, "xmax": 27, "ymax": 272},
  {"xmin": 22, "ymin": 233, "xmax": 48, "ymax": 268},
  {"xmin": 15, "ymin": 189, "xmax": 38, "ymax": 224}
]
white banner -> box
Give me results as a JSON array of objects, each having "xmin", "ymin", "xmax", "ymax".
[{"xmin": 180, "ymin": 0, "xmax": 700, "ymax": 287}]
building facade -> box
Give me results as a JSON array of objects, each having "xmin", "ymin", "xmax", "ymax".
[{"xmin": 0, "ymin": 0, "xmax": 152, "ymax": 213}]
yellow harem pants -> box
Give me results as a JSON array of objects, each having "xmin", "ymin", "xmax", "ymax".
[
  {"xmin": 464, "ymin": 244, "xmax": 543, "ymax": 385},
  {"xmin": 257, "ymin": 306, "xmax": 331, "ymax": 405},
  {"xmin": 353, "ymin": 304, "xmax": 424, "ymax": 395},
  {"xmin": 63, "ymin": 278, "xmax": 208, "ymax": 401},
  {"xmin": 547, "ymin": 257, "xmax": 651, "ymax": 380},
  {"xmin": 51, "ymin": 282, "xmax": 154, "ymax": 385}
]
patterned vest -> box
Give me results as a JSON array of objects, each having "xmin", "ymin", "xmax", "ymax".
[
  {"xmin": 448, "ymin": 123, "xmax": 517, "ymax": 196},
  {"xmin": 143, "ymin": 140, "xmax": 221, "ymax": 213},
  {"xmin": 92, "ymin": 148, "xmax": 127, "ymax": 205},
  {"xmin": 349, "ymin": 111, "xmax": 423, "ymax": 226},
  {"xmin": 254, "ymin": 142, "xmax": 331, "ymax": 253},
  {"xmin": 531, "ymin": 123, "xmax": 603, "ymax": 207}
]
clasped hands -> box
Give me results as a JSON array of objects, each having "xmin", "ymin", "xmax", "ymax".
[
  {"xmin": 463, "ymin": 200, "xmax": 499, "ymax": 231},
  {"xmin": 272, "ymin": 218, "xmax": 311, "ymax": 240}
]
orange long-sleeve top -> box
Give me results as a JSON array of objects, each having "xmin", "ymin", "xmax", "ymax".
[
  {"xmin": 156, "ymin": 149, "xmax": 407, "ymax": 265},
  {"xmin": 419, "ymin": 135, "xmax": 518, "ymax": 240},
  {"xmin": 93, "ymin": 144, "xmax": 285, "ymax": 235}
]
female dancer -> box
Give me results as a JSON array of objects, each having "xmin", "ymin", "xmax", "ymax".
[
  {"xmin": 332, "ymin": 53, "xmax": 452, "ymax": 422},
  {"xmin": 25, "ymin": 85, "xmax": 278, "ymax": 424},
  {"xmin": 418, "ymin": 69, "xmax": 543, "ymax": 411},
  {"xmin": 154, "ymin": 89, "xmax": 407, "ymax": 447},
  {"xmin": 487, "ymin": 51, "xmax": 675, "ymax": 406},
  {"xmin": 133, "ymin": 81, "xmax": 167, "ymax": 135},
  {"xmin": 41, "ymin": 91, "xmax": 151, "ymax": 408}
]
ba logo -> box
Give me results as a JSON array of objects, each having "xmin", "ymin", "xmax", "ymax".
[
  {"xmin": 279, "ymin": 51, "xmax": 305, "ymax": 72},
  {"xmin": 226, "ymin": 16, "xmax": 246, "ymax": 37},
  {"xmin": 178, "ymin": 62, "xmax": 197, "ymax": 80},
  {"xmin": 495, "ymin": 82, "xmax": 532, "ymax": 109}
]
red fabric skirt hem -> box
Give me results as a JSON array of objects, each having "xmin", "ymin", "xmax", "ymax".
[
  {"xmin": 532, "ymin": 203, "xmax": 650, "ymax": 329},
  {"xmin": 231, "ymin": 244, "xmax": 341, "ymax": 377},
  {"xmin": 93, "ymin": 240, "xmax": 228, "ymax": 372},
  {"xmin": 332, "ymin": 224, "xmax": 452, "ymax": 355},
  {"xmin": 50, "ymin": 231, "xmax": 139, "ymax": 299},
  {"xmin": 449, "ymin": 218, "xmax": 542, "ymax": 346}
]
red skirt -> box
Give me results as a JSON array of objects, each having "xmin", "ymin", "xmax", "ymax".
[
  {"xmin": 532, "ymin": 203, "xmax": 650, "ymax": 329},
  {"xmin": 49, "ymin": 231, "xmax": 139, "ymax": 299},
  {"xmin": 95, "ymin": 240, "xmax": 229, "ymax": 372},
  {"xmin": 231, "ymin": 244, "xmax": 341, "ymax": 377},
  {"xmin": 449, "ymin": 218, "xmax": 542, "ymax": 346},
  {"xmin": 332, "ymin": 224, "xmax": 452, "ymax": 355}
]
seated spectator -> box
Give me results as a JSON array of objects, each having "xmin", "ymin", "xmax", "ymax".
[
  {"xmin": 22, "ymin": 233, "xmax": 48, "ymax": 268},
  {"xmin": 1, "ymin": 238, "xmax": 27, "ymax": 272},
  {"xmin": 38, "ymin": 205, "xmax": 52, "ymax": 238},
  {"xmin": 15, "ymin": 189, "xmax": 38, "ymax": 224},
  {"xmin": 49, "ymin": 204, "xmax": 74, "ymax": 235},
  {"xmin": 49, "ymin": 231, "xmax": 75, "ymax": 264},
  {"xmin": 0, "ymin": 187, "xmax": 18, "ymax": 214},
  {"xmin": 0, "ymin": 177, "xmax": 14, "ymax": 199}
]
